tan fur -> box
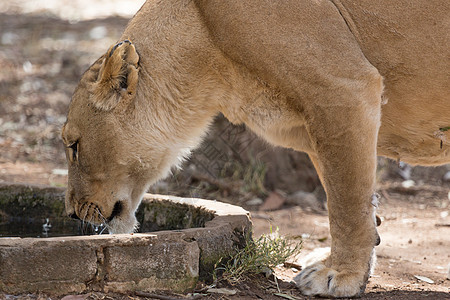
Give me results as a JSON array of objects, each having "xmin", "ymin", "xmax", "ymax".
[{"xmin": 62, "ymin": 0, "xmax": 449, "ymax": 297}]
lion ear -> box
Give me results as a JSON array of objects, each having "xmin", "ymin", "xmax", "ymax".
[{"xmin": 92, "ymin": 40, "xmax": 140, "ymax": 111}]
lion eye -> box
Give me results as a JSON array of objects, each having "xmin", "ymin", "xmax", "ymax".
[{"xmin": 67, "ymin": 141, "xmax": 79, "ymax": 163}]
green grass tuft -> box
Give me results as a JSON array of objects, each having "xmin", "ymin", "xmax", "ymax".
[{"xmin": 213, "ymin": 227, "xmax": 302, "ymax": 285}]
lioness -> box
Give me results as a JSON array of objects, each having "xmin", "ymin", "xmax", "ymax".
[{"xmin": 61, "ymin": 0, "xmax": 449, "ymax": 297}]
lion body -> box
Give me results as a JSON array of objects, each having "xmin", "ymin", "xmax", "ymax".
[
  {"xmin": 196, "ymin": 0, "xmax": 450, "ymax": 165},
  {"xmin": 62, "ymin": 0, "xmax": 449, "ymax": 297}
]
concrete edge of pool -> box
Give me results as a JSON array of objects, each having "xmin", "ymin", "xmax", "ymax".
[{"xmin": 0, "ymin": 192, "xmax": 252, "ymax": 295}]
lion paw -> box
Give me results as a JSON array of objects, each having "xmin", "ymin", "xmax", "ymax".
[{"xmin": 293, "ymin": 262, "xmax": 365, "ymax": 298}]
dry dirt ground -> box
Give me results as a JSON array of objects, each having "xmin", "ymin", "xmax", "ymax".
[
  {"xmin": 1, "ymin": 164, "xmax": 449, "ymax": 300},
  {"xmin": 0, "ymin": 1, "xmax": 449, "ymax": 299}
]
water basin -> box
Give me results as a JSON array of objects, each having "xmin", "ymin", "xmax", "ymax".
[{"xmin": 0, "ymin": 182, "xmax": 251, "ymax": 295}]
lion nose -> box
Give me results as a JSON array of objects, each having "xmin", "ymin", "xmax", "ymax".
[
  {"xmin": 69, "ymin": 213, "xmax": 80, "ymax": 220},
  {"xmin": 108, "ymin": 201, "xmax": 123, "ymax": 222}
]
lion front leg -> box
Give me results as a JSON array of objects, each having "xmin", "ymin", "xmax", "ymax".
[{"xmin": 293, "ymin": 73, "xmax": 383, "ymax": 297}]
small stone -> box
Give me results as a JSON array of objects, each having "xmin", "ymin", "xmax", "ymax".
[
  {"xmin": 401, "ymin": 180, "xmax": 415, "ymax": 188},
  {"xmin": 260, "ymin": 191, "xmax": 285, "ymax": 211},
  {"xmin": 414, "ymin": 275, "xmax": 434, "ymax": 284},
  {"xmin": 246, "ymin": 197, "xmax": 263, "ymax": 206},
  {"xmin": 23, "ymin": 61, "xmax": 33, "ymax": 74},
  {"xmin": 61, "ymin": 295, "xmax": 89, "ymax": 300},
  {"xmin": 207, "ymin": 288, "xmax": 237, "ymax": 295},
  {"xmin": 286, "ymin": 190, "xmax": 325, "ymax": 213},
  {"xmin": 443, "ymin": 171, "xmax": 450, "ymax": 182}
]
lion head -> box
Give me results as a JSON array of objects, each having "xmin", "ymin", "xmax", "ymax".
[{"xmin": 61, "ymin": 40, "xmax": 193, "ymax": 233}]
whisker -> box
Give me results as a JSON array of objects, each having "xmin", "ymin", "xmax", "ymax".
[
  {"xmin": 95, "ymin": 207, "xmax": 109, "ymax": 235},
  {"xmin": 85, "ymin": 203, "xmax": 93, "ymax": 221},
  {"xmin": 80, "ymin": 205, "xmax": 86, "ymax": 235},
  {"xmin": 81, "ymin": 202, "xmax": 92, "ymax": 235},
  {"xmin": 88, "ymin": 213, "xmax": 95, "ymax": 233},
  {"xmin": 81, "ymin": 203, "xmax": 88, "ymax": 223},
  {"xmin": 99, "ymin": 225, "xmax": 108, "ymax": 235},
  {"xmin": 95, "ymin": 207, "xmax": 106, "ymax": 223}
]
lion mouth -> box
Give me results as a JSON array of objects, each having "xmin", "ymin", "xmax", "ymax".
[
  {"xmin": 74, "ymin": 201, "xmax": 109, "ymax": 226},
  {"xmin": 75, "ymin": 201, "xmax": 123, "ymax": 224},
  {"xmin": 70, "ymin": 200, "xmax": 136, "ymax": 234}
]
